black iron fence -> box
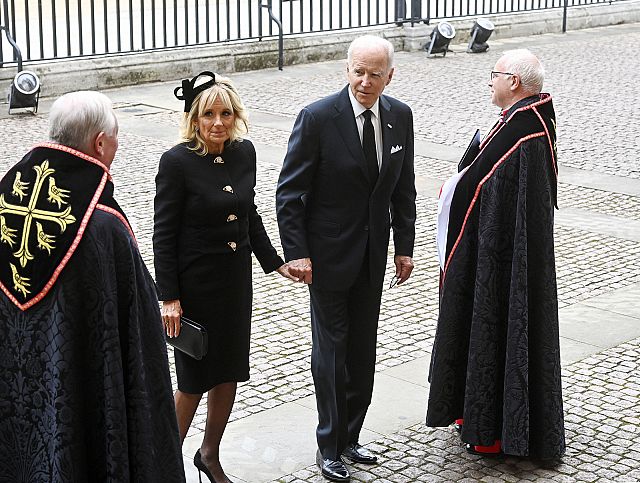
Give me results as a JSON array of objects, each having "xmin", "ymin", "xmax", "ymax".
[{"xmin": 0, "ymin": 0, "xmax": 624, "ymax": 65}]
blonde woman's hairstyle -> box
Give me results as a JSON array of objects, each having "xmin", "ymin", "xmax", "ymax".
[{"xmin": 179, "ymin": 75, "xmax": 249, "ymax": 156}]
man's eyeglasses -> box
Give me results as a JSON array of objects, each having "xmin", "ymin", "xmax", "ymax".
[{"xmin": 490, "ymin": 71, "xmax": 515, "ymax": 80}]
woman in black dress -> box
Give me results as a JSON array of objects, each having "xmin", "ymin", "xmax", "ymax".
[{"xmin": 153, "ymin": 72, "xmax": 294, "ymax": 483}]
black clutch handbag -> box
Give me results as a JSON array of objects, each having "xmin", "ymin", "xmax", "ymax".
[{"xmin": 165, "ymin": 316, "xmax": 208, "ymax": 360}]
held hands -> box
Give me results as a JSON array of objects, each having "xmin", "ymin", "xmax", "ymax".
[
  {"xmin": 276, "ymin": 263, "xmax": 298, "ymax": 282},
  {"xmin": 278, "ymin": 256, "xmax": 410, "ymax": 286},
  {"xmin": 393, "ymin": 255, "xmax": 414, "ymax": 286},
  {"xmin": 286, "ymin": 257, "xmax": 313, "ymax": 284},
  {"xmin": 161, "ymin": 299, "xmax": 183, "ymax": 338}
]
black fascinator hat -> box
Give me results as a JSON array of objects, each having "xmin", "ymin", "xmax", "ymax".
[{"xmin": 174, "ymin": 71, "xmax": 217, "ymax": 113}]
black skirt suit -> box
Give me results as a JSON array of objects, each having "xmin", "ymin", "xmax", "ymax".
[{"xmin": 153, "ymin": 140, "xmax": 283, "ymax": 394}]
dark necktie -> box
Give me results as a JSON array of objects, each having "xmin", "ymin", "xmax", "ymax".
[{"xmin": 362, "ymin": 109, "xmax": 379, "ymax": 188}]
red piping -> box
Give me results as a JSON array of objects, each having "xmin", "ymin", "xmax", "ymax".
[
  {"xmin": 1, "ymin": 162, "xmax": 110, "ymax": 310},
  {"xmin": 36, "ymin": 142, "xmax": 113, "ymax": 181},
  {"xmin": 96, "ymin": 204, "xmax": 137, "ymax": 245},
  {"xmin": 442, "ymin": 132, "xmax": 546, "ymax": 282},
  {"xmin": 531, "ymin": 106, "xmax": 558, "ymax": 179}
]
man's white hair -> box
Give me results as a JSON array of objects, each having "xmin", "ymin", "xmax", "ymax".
[
  {"xmin": 500, "ymin": 49, "xmax": 545, "ymax": 94},
  {"xmin": 347, "ymin": 35, "xmax": 394, "ymax": 71},
  {"xmin": 49, "ymin": 90, "xmax": 118, "ymax": 153}
]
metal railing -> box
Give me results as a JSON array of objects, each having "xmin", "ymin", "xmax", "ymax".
[
  {"xmin": 421, "ymin": 0, "xmax": 617, "ymax": 23},
  {"xmin": 0, "ymin": 0, "xmax": 624, "ymax": 65}
]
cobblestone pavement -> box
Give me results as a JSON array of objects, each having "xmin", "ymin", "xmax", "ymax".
[
  {"xmin": 278, "ymin": 339, "xmax": 640, "ymax": 483},
  {"xmin": 1, "ymin": 21, "xmax": 640, "ymax": 483},
  {"xmin": 279, "ymin": 339, "xmax": 640, "ymax": 483}
]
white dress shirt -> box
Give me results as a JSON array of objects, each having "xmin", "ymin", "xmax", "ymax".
[{"xmin": 348, "ymin": 88, "xmax": 383, "ymax": 170}]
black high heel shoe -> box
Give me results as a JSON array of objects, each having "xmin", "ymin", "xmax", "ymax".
[
  {"xmin": 194, "ymin": 450, "xmax": 234, "ymax": 483},
  {"xmin": 194, "ymin": 449, "xmax": 214, "ymax": 483}
]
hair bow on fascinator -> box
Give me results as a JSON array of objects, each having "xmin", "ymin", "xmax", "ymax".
[{"xmin": 174, "ymin": 71, "xmax": 217, "ymax": 112}]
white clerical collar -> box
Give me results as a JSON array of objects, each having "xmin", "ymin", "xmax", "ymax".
[{"xmin": 348, "ymin": 87, "xmax": 380, "ymax": 120}]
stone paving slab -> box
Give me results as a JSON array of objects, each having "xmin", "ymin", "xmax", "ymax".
[
  {"xmin": 556, "ymin": 209, "xmax": 640, "ymax": 242},
  {"xmin": 559, "ymin": 166, "xmax": 640, "ymax": 199}
]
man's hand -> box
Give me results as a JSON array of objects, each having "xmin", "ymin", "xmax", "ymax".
[
  {"xmin": 394, "ymin": 255, "xmax": 414, "ymax": 285},
  {"xmin": 288, "ymin": 257, "xmax": 313, "ymax": 284}
]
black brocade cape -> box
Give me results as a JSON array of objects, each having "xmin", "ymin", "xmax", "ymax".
[
  {"xmin": 426, "ymin": 94, "xmax": 565, "ymax": 459},
  {"xmin": 0, "ymin": 146, "xmax": 185, "ymax": 481}
]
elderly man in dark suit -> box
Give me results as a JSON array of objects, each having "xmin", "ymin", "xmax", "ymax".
[{"xmin": 276, "ymin": 35, "xmax": 416, "ymax": 482}]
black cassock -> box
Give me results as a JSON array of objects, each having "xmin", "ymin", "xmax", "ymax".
[
  {"xmin": 426, "ymin": 95, "xmax": 565, "ymax": 459},
  {"xmin": 0, "ymin": 145, "xmax": 185, "ymax": 482}
]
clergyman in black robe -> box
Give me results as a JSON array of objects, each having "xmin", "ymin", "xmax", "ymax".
[
  {"xmin": 426, "ymin": 49, "xmax": 565, "ymax": 460},
  {"xmin": 0, "ymin": 91, "xmax": 185, "ymax": 481}
]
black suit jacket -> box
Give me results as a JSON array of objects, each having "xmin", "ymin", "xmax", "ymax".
[{"xmin": 276, "ymin": 86, "xmax": 416, "ymax": 291}]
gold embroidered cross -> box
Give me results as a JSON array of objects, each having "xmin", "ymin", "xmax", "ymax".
[{"xmin": 0, "ymin": 160, "xmax": 76, "ymax": 273}]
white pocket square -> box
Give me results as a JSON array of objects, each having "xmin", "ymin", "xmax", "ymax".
[{"xmin": 390, "ymin": 145, "xmax": 403, "ymax": 154}]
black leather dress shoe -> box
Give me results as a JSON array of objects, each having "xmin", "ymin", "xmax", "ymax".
[
  {"xmin": 341, "ymin": 443, "xmax": 378, "ymax": 464},
  {"xmin": 316, "ymin": 450, "xmax": 350, "ymax": 482}
]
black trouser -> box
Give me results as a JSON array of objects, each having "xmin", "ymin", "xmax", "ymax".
[{"xmin": 309, "ymin": 261, "xmax": 383, "ymax": 460}]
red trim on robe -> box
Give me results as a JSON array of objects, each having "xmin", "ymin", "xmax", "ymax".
[
  {"xmin": 503, "ymin": 93, "xmax": 552, "ymax": 124},
  {"xmin": 442, "ymin": 95, "xmax": 556, "ymax": 282},
  {"xmin": 442, "ymin": 132, "xmax": 546, "ymax": 282},
  {"xmin": 35, "ymin": 142, "xmax": 113, "ymax": 182},
  {"xmin": 0, "ymin": 172, "xmax": 109, "ymax": 311},
  {"xmin": 96, "ymin": 204, "xmax": 137, "ymax": 245},
  {"xmin": 531, "ymin": 106, "xmax": 558, "ymax": 178}
]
